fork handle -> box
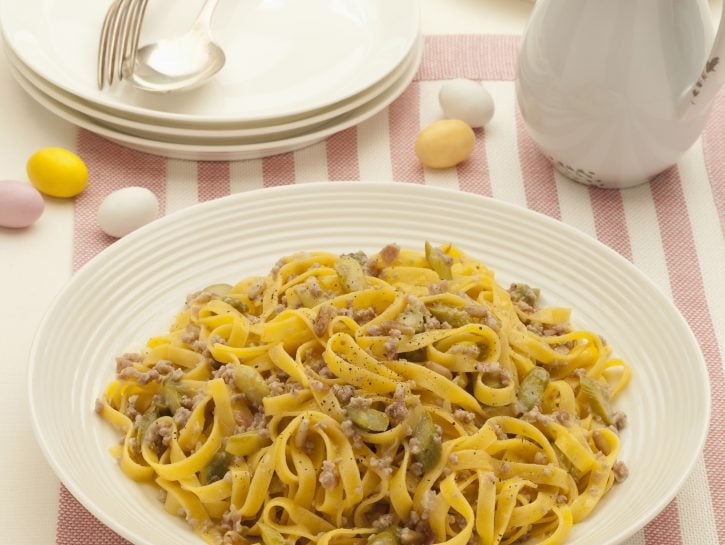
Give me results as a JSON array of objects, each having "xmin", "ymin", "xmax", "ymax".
[{"xmin": 97, "ymin": 0, "xmax": 123, "ymax": 89}]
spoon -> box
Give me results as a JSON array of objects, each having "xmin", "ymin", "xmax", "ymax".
[{"xmin": 122, "ymin": 0, "xmax": 225, "ymax": 93}]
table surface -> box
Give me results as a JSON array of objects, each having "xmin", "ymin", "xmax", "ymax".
[{"xmin": 1, "ymin": 1, "xmax": 723, "ymax": 545}]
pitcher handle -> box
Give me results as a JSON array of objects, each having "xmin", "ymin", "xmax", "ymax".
[{"xmin": 683, "ymin": 4, "xmax": 725, "ymax": 118}]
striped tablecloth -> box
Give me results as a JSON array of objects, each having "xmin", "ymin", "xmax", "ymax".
[{"xmin": 61, "ymin": 35, "xmax": 724, "ymax": 545}]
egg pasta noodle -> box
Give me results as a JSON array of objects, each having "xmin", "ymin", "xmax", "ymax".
[{"xmin": 96, "ymin": 243, "xmax": 631, "ymax": 545}]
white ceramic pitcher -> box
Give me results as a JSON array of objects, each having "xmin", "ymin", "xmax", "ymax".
[{"xmin": 516, "ymin": 0, "xmax": 725, "ymax": 188}]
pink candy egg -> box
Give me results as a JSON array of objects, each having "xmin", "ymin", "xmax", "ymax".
[{"xmin": 0, "ymin": 180, "xmax": 45, "ymax": 228}]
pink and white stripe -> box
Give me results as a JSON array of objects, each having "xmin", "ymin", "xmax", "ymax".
[{"xmin": 62, "ymin": 35, "xmax": 724, "ymax": 545}]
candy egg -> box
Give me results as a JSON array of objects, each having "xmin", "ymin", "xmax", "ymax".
[
  {"xmin": 27, "ymin": 147, "xmax": 89, "ymax": 198},
  {"xmin": 97, "ymin": 187, "xmax": 159, "ymax": 238},
  {"xmin": 0, "ymin": 180, "xmax": 45, "ymax": 228},
  {"xmin": 438, "ymin": 79, "xmax": 495, "ymax": 128},
  {"xmin": 415, "ymin": 119, "xmax": 475, "ymax": 169}
]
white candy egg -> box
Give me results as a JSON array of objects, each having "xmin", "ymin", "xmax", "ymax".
[
  {"xmin": 97, "ymin": 187, "xmax": 159, "ymax": 238},
  {"xmin": 439, "ymin": 79, "xmax": 495, "ymax": 128}
]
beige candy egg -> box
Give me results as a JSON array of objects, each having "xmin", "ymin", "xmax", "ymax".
[
  {"xmin": 415, "ymin": 119, "xmax": 475, "ymax": 169},
  {"xmin": 0, "ymin": 180, "xmax": 45, "ymax": 228},
  {"xmin": 97, "ymin": 187, "xmax": 159, "ymax": 238}
]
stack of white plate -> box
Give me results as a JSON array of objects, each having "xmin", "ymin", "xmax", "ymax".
[{"xmin": 1, "ymin": 0, "xmax": 421, "ymax": 161}]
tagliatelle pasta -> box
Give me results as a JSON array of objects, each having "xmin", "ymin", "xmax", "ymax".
[{"xmin": 96, "ymin": 242, "xmax": 631, "ymax": 545}]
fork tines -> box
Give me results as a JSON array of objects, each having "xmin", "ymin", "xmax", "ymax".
[{"xmin": 97, "ymin": 0, "xmax": 148, "ymax": 90}]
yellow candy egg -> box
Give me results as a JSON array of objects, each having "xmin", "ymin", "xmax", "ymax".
[
  {"xmin": 27, "ymin": 147, "xmax": 89, "ymax": 198},
  {"xmin": 415, "ymin": 119, "xmax": 475, "ymax": 169}
]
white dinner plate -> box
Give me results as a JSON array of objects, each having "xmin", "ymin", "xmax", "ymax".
[
  {"xmin": 7, "ymin": 37, "xmax": 422, "ymax": 160},
  {"xmin": 5, "ymin": 39, "xmax": 420, "ymax": 140},
  {"xmin": 29, "ymin": 183, "xmax": 709, "ymax": 545},
  {"xmin": 0, "ymin": 0, "xmax": 420, "ymax": 124}
]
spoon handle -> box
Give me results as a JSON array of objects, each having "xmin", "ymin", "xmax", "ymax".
[{"xmin": 193, "ymin": 0, "xmax": 221, "ymax": 33}]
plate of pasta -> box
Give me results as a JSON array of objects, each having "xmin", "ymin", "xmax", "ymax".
[{"xmin": 28, "ymin": 182, "xmax": 709, "ymax": 545}]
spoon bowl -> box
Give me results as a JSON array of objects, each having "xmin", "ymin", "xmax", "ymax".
[
  {"xmin": 124, "ymin": 35, "xmax": 225, "ymax": 93},
  {"xmin": 123, "ymin": 0, "xmax": 224, "ymax": 93}
]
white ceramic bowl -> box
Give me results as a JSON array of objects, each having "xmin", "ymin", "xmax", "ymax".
[
  {"xmin": 1, "ymin": 0, "xmax": 420, "ymax": 125},
  {"xmin": 4, "ymin": 41, "xmax": 420, "ymax": 139},
  {"xmin": 6, "ymin": 38, "xmax": 422, "ymax": 161},
  {"xmin": 29, "ymin": 183, "xmax": 709, "ymax": 545}
]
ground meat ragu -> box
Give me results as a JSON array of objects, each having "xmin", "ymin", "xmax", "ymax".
[
  {"xmin": 352, "ymin": 306, "xmax": 376, "ymax": 324},
  {"xmin": 448, "ymin": 343, "xmax": 480, "ymax": 358},
  {"xmin": 508, "ymin": 283, "xmax": 539, "ymax": 310},
  {"xmin": 97, "ymin": 244, "xmax": 634, "ymax": 543},
  {"xmin": 419, "ymin": 490, "xmax": 436, "ymax": 521},
  {"xmin": 475, "ymin": 362, "xmax": 512, "ymax": 386},
  {"xmin": 318, "ymin": 366, "xmax": 335, "ymax": 379},
  {"xmin": 186, "ymin": 291, "xmax": 212, "ymax": 307},
  {"xmin": 385, "ymin": 383, "xmax": 409, "ymax": 425},
  {"xmin": 191, "ymin": 339, "xmax": 208, "ymax": 354},
  {"xmin": 173, "ymin": 407, "xmax": 192, "ymax": 429},
  {"xmin": 121, "ymin": 391, "xmax": 139, "ymax": 411},
  {"xmin": 318, "ymin": 460, "xmax": 339, "ymax": 489},
  {"xmin": 369, "ymin": 455, "xmax": 394, "ymax": 477},
  {"xmin": 269, "ymin": 257, "xmax": 287, "ymax": 278},
  {"xmin": 533, "ymin": 451, "xmax": 548, "ymax": 465},
  {"xmin": 527, "ymin": 322, "xmax": 569, "ymax": 337},
  {"xmin": 146, "ymin": 419, "xmax": 175, "ymax": 455},
  {"xmin": 371, "ymin": 513, "xmax": 395, "ymax": 529},
  {"xmin": 118, "ymin": 366, "xmax": 160, "ymax": 385},
  {"xmin": 610, "ymin": 410, "xmax": 628, "ymax": 432},
  {"xmin": 246, "ymin": 278, "xmax": 266, "ymax": 301},
  {"xmin": 309, "ymin": 379, "xmax": 327, "ymax": 393},
  {"xmin": 453, "ymin": 409, "xmax": 476, "ymax": 424},
  {"xmin": 305, "ymin": 276, "xmax": 324, "ymax": 298},
  {"xmin": 463, "ymin": 304, "xmax": 501, "ymax": 330},
  {"xmin": 332, "ymin": 384, "xmax": 355, "ymax": 404},
  {"xmin": 219, "ymin": 510, "xmax": 243, "ymax": 535},
  {"xmin": 366, "ymin": 320, "xmax": 416, "ymax": 337},
  {"xmin": 423, "ymin": 315, "xmax": 452, "ymax": 331},
  {"xmin": 379, "ymin": 243, "xmax": 400, "ymax": 264},
  {"xmin": 383, "ymin": 334, "xmax": 400, "ymax": 360},
  {"xmin": 213, "ymin": 363, "xmax": 237, "ymax": 385},
  {"xmin": 341, "ymin": 419, "xmax": 364, "ymax": 449},
  {"xmin": 365, "ymin": 243, "xmax": 400, "ymax": 276},
  {"xmin": 181, "ymin": 323, "xmax": 201, "ymax": 344},
  {"xmin": 313, "ymin": 304, "xmax": 337, "ymax": 337},
  {"xmin": 592, "ymin": 430, "xmax": 609, "ymax": 454},
  {"xmin": 553, "ymin": 410, "xmax": 574, "ymax": 427},
  {"xmin": 266, "ymin": 376, "xmax": 286, "ymax": 397},
  {"xmin": 348, "ymin": 396, "xmax": 372, "ymax": 409},
  {"xmin": 180, "ymin": 393, "xmax": 203, "ymax": 411},
  {"xmin": 612, "ymin": 460, "xmax": 629, "ymax": 483}
]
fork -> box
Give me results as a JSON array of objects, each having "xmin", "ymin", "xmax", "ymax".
[{"xmin": 97, "ymin": 0, "xmax": 149, "ymax": 90}]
